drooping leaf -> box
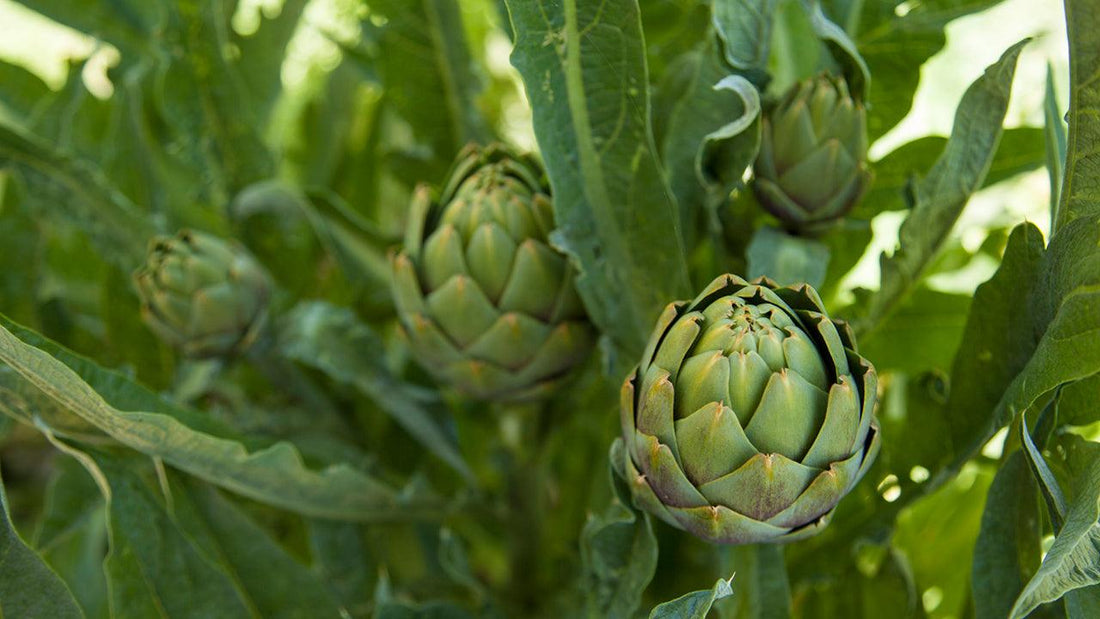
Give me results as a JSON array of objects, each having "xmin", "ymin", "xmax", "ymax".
[
  {"xmin": 800, "ymin": 0, "xmax": 868, "ymax": 98},
  {"xmin": 712, "ymin": 0, "xmax": 777, "ymax": 80},
  {"xmin": 0, "ymin": 316, "xmax": 441, "ymax": 521},
  {"xmin": 506, "ymin": 0, "xmax": 692, "ymax": 360},
  {"xmin": 232, "ymin": 0, "xmax": 309, "ymax": 130},
  {"xmin": 659, "ymin": 36, "xmax": 762, "ymax": 237}
]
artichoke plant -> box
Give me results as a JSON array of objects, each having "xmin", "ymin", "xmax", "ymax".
[
  {"xmin": 753, "ymin": 74, "xmax": 872, "ymax": 232},
  {"xmin": 133, "ymin": 230, "xmax": 272, "ymax": 358},
  {"xmin": 615, "ymin": 274, "xmax": 880, "ymax": 545},
  {"xmin": 391, "ymin": 144, "xmax": 594, "ymax": 401}
]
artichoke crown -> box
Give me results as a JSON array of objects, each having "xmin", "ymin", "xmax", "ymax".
[
  {"xmin": 392, "ymin": 144, "xmax": 593, "ymax": 401},
  {"xmin": 133, "ymin": 230, "xmax": 271, "ymax": 358},
  {"xmin": 617, "ymin": 274, "xmax": 879, "ymax": 545},
  {"xmin": 753, "ymin": 74, "xmax": 871, "ymax": 232}
]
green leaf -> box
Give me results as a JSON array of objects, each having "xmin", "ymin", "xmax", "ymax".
[
  {"xmin": 1010, "ymin": 454, "xmax": 1100, "ymax": 618},
  {"xmin": 859, "ymin": 288, "xmax": 972, "ymax": 373},
  {"xmin": 941, "ymin": 223, "xmax": 1045, "ymax": 474},
  {"xmin": 278, "ymin": 301, "xmax": 474, "ymax": 483},
  {"xmin": 1058, "ymin": 374, "xmax": 1100, "ymax": 427},
  {"xmin": 649, "ymin": 576, "xmax": 735, "ymax": 619},
  {"xmin": 745, "ymin": 225, "xmax": 829, "ymax": 289},
  {"xmin": 0, "ymin": 123, "xmax": 153, "ymax": 270},
  {"xmin": 854, "ymin": 0, "xmax": 1003, "ymax": 140},
  {"xmin": 856, "ymin": 41, "xmax": 1027, "ymax": 339},
  {"xmin": 1021, "ymin": 410, "xmax": 1068, "ymax": 532},
  {"xmin": 0, "ymin": 463, "xmax": 84, "ymax": 619},
  {"xmin": 996, "ymin": 216, "xmax": 1100, "ymax": 433},
  {"xmin": 34, "ymin": 457, "xmax": 109, "ymax": 619},
  {"xmin": 367, "ymin": 0, "xmax": 489, "ymax": 180},
  {"xmin": 159, "ymin": 0, "xmax": 275, "ymax": 196},
  {"xmin": 712, "ymin": 0, "xmax": 777, "ymax": 79},
  {"xmin": 584, "ymin": 440, "xmax": 659, "ymax": 619},
  {"xmin": 800, "ymin": 0, "xmax": 869, "ymax": 98},
  {"xmin": 1055, "ymin": 0, "xmax": 1100, "ymax": 230},
  {"xmin": 1045, "ymin": 65, "xmax": 1068, "ymax": 233},
  {"xmin": 506, "ymin": 0, "xmax": 693, "ymax": 360},
  {"xmin": 972, "ymin": 452, "xmax": 1045, "ymax": 619},
  {"xmin": 858, "ymin": 127, "xmax": 1047, "ymax": 220},
  {"xmin": 0, "ymin": 315, "xmax": 441, "ymax": 521},
  {"xmin": 659, "ymin": 36, "xmax": 762, "ymax": 237},
  {"xmin": 168, "ymin": 474, "xmax": 344, "ymax": 617}
]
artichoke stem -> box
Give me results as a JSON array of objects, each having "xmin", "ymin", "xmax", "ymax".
[
  {"xmin": 719, "ymin": 543, "xmax": 791, "ymax": 616},
  {"xmin": 497, "ymin": 401, "xmax": 550, "ymax": 610}
]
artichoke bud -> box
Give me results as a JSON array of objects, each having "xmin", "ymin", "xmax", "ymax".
[
  {"xmin": 133, "ymin": 230, "xmax": 272, "ymax": 358},
  {"xmin": 391, "ymin": 143, "xmax": 594, "ymax": 401},
  {"xmin": 752, "ymin": 74, "xmax": 871, "ymax": 232},
  {"xmin": 617, "ymin": 274, "xmax": 880, "ymax": 545}
]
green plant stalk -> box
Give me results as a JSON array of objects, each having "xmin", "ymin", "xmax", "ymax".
[{"xmin": 498, "ymin": 401, "xmax": 550, "ymax": 610}]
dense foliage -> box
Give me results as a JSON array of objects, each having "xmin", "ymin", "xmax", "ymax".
[{"xmin": 0, "ymin": 0, "xmax": 1098, "ymax": 617}]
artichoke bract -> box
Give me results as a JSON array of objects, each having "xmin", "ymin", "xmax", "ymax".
[
  {"xmin": 391, "ymin": 144, "xmax": 594, "ymax": 401},
  {"xmin": 134, "ymin": 230, "xmax": 271, "ymax": 358},
  {"xmin": 615, "ymin": 274, "xmax": 880, "ymax": 545},
  {"xmin": 753, "ymin": 74, "xmax": 871, "ymax": 232}
]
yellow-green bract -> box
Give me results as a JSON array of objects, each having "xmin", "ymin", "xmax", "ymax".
[
  {"xmin": 133, "ymin": 230, "xmax": 271, "ymax": 358},
  {"xmin": 616, "ymin": 274, "xmax": 880, "ymax": 544},
  {"xmin": 391, "ymin": 144, "xmax": 594, "ymax": 401}
]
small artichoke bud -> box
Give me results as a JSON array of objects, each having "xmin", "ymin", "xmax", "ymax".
[
  {"xmin": 391, "ymin": 144, "xmax": 594, "ymax": 401},
  {"xmin": 753, "ymin": 74, "xmax": 872, "ymax": 233},
  {"xmin": 616, "ymin": 274, "xmax": 880, "ymax": 545},
  {"xmin": 134, "ymin": 230, "xmax": 271, "ymax": 358}
]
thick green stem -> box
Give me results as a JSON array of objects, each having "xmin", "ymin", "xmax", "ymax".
[
  {"xmin": 498, "ymin": 401, "xmax": 549, "ymax": 613},
  {"xmin": 720, "ymin": 544, "xmax": 792, "ymax": 619}
]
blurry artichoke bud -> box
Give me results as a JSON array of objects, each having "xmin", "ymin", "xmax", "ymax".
[
  {"xmin": 753, "ymin": 74, "xmax": 871, "ymax": 232},
  {"xmin": 134, "ymin": 230, "xmax": 271, "ymax": 358},
  {"xmin": 391, "ymin": 144, "xmax": 594, "ymax": 401},
  {"xmin": 616, "ymin": 274, "xmax": 880, "ymax": 545}
]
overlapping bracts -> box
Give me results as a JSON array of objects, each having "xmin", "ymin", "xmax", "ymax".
[
  {"xmin": 616, "ymin": 274, "xmax": 880, "ymax": 544},
  {"xmin": 392, "ymin": 144, "xmax": 593, "ymax": 401},
  {"xmin": 134, "ymin": 230, "xmax": 271, "ymax": 358}
]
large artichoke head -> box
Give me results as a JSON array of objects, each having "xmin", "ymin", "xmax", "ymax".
[
  {"xmin": 133, "ymin": 230, "xmax": 271, "ymax": 358},
  {"xmin": 753, "ymin": 74, "xmax": 871, "ymax": 232},
  {"xmin": 391, "ymin": 144, "xmax": 594, "ymax": 401},
  {"xmin": 615, "ymin": 274, "xmax": 880, "ymax": 545}
]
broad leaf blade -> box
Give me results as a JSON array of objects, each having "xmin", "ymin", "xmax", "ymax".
[
  {"xmin": 857, "ymin": 41, "xmax": 1027, "ymax": 338},
  {"xmin": 0, "ymin": 316, "xmax": 440, "ymax": 521},
  {"xmin": 1055, "ymin": 0, "xmax": 1100, "ymax": 230},
  {"xmin": 0, "ymin": 463, "xmax": 84, "ymax": 619},
  {"xmin": 1010, "ymin": 455, "xmax": 1100, "ymax": 618},
  {"xmin": 506, "ymin": 0, "xmax": 692, "ymax": 360}
]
